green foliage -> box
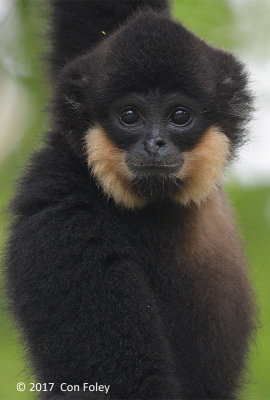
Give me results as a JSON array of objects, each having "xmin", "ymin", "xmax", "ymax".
[
  {"xmin": 227, "ymin": 185, "xmax": 270, "ymax": 400},
  {"xmin": 172, "ymin": 0, "xmax": 235, "ymax": 49}
]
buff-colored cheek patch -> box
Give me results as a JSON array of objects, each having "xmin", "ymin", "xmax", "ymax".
[
  {"xmin": 174, "ymin": 125, "xmax": 230, "ymax": 206},
  {"xmin": 85, "ymin": 125, "xmax": 146, "ymax": 209}
]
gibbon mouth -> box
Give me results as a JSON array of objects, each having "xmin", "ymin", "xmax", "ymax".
[
  {"xmin": 125, "ymin": 154, "xmax": 184, "ymax": 176},
  {"xmin": 128, "ymin": 163, "xmax": 181, "ymax": 175}
]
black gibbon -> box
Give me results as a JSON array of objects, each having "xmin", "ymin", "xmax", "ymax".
[{"xmin": 5, "ymin": 1, "xmax": 254, "ymax": 399}]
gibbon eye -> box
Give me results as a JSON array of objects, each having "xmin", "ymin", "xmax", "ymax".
[
  {"xmin": 120, "ymin": 108, "xmax": 141, "ymax": 125},
  {"xmin": 170, "ymin": 108, "xmax": 191, "ymax": 125}
]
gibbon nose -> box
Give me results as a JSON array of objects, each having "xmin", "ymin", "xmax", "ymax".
[{"xmin": 144, "ymin": 138, "xmax": 166, "ymax": 156}]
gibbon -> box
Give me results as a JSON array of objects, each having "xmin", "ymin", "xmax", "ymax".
[{"xmin": 5, "ymin": 1, "xmax": 254, "ymax": 399}]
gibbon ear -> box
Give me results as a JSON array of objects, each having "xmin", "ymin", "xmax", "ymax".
[
  {"xmin": 52, "ymin": 63, "xmax": 95, "ymax": 156},
  {"xmin": 56, "ymin": 66, "xmax": 91, "ymax": 120},
  {"xmin": 213, "ymin": 51, "xmax": 253, "ymax": 148},
  {"xmin": 216, "ymin": 52, "xmax": 247, "ymax": 96}
]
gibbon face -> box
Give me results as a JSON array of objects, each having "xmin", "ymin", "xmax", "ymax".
[
  {"xmin": 86, "ymin": 91, "xmax": 229, "ymax": 207},
  {"xmin": 55, "ymin": 11, "xmax": 251, "ymax": 209}
]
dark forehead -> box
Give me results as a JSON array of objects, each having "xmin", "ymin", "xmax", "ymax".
[{"xmin": 110, "ymin": 90, "xmax": 202, "ymax": 111}]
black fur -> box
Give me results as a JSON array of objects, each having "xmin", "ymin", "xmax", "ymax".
[
  {"xmin": 5, "ymin": 1, "xmax": 254, "ymax": 399},
  {"xmin": 49, "ymin": 0, "xmax": 169, "ymax": 76}
]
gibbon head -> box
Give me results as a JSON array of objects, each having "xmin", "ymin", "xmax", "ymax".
[{"xmin": 53, "ymin": 11, "xmax": 252, "ymax": 209}]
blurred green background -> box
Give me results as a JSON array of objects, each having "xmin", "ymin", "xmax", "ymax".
[{"xmin": 0, "ymin": 0, "xmax": 269, "ymax": 399}]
